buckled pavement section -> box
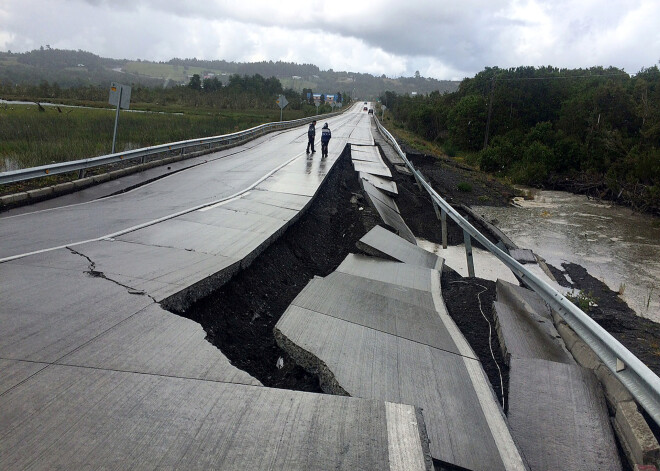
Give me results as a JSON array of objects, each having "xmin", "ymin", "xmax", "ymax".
[
  {"xmin": 357, "ymin": 225, "xmax": 443, "ymax": 270},
  {"xmin": 275, "ymin": 248, "xmax": 528, "ymax": 471},
  {"xmin": 350, "ymin": 144, "xmax": 416, "ymax": 245},
  {"xmin": 1, "ymin": 112, "xmax": 436, "ymax": 469},
  {"xmin": 0, "ymin": 364, "xmax": 433, "ymax": 470},
  {"xmin": 495, "ymin": 280, "xmax": 622, "ymax": 471}
]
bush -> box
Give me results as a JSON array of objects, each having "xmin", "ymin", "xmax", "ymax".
[
  {"xmin": 444, "ymin": 141, "xmax": 457, "ymax": 157},
  {"xmin": 457, "ymin": 182, "xmax": 473, "ymax": 192}
]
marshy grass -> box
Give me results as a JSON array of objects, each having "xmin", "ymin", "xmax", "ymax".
[{"xmin": 0, "ymin": 104, "xmax": 305, "ymax": 171}]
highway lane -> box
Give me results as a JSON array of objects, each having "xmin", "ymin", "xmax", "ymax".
[{"xmin": 0, "ymin": 105, "xmax": 367, "ymax": 261}]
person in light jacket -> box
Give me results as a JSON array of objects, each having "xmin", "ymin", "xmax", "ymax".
[
  {"xmin": 321, "ymin": 122, "xmax": 331, "ymax": 158},
  {"xmin": 306, "ymin": 120, "xmax": 316, "ymax": 154}
]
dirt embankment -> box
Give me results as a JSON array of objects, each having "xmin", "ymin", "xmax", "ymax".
[{"xmin": 394, "ymin": 135, "xmax": 660, "ymax": 381}]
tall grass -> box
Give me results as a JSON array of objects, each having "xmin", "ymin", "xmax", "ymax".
[{"xmin": 0, "ymin": 104, "xmax": 306, "ymax": 171}]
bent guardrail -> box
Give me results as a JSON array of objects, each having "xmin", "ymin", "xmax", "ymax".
[
  {"xmin": 375, "ymin": 116, "xmax": 660, "ymax": 426},
  {"xmin": 0, "ymin": 109, "xmax": 347, "ymax": 185}
]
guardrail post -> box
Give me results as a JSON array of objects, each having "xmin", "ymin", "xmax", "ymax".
[
  {"xmin": 441, "ymin": 210, "xmax": 448, "ymax": 249},
  {"xmin": 432, "ymin": 202, "xmax": 448, "ymax": 249},
  {"xmin": 78, "ymin": 169, "xmax": 86, "ymax": 179},
  {"xmin": 463, "ymin": 230, "xmax": 475, "ymax": 277}
]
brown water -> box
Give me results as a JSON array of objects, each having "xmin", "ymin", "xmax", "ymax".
[{"xmin": 474, "ymin": 188, "xmax": 660, "ymax": 322}]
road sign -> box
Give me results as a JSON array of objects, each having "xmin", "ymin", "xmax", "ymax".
[
  {"xmin": 276, "ymin": 95, "xmax": 288, "ymax": 121},
  {"xmin": 276, "ymin": 95, "xmax": 288, "ymax": 109},
  {"xmin": 109, "ymin": 83, "xmax": 131, "ymax": 154},
  {"xmin": 109, "ymin": 82, "xmax": 131, "ymax": 110}
]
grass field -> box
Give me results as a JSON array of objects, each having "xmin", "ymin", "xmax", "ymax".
[
  {"xmin": 122, "ymin": 62, "xmax": 227, "ymax": 84},
  {"xmin": 124, "ymin": 62, "xmax": 319, "ymax": 91},
  {"xmin": 0, "ymin": 104, "xmax": 309, "ymax": 171}
]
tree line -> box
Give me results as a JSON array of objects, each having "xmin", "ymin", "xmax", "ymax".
[
  {"xmin": 382, "ymin": 65, "xmax": 660, "ymax": 214},
  {"xmin": 0, "ymin": 72, "xmax": 351, "ymax": 113}
]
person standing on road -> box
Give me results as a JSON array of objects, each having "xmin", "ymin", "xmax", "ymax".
[
  {"xmin": 321, "ymin": 122, "xmax": 331, "ymax": 158},
  {"xmin": 306, "ymin": 120, "xmax": 316, "ymax": 154}
]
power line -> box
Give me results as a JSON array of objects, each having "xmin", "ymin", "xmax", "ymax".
[{"xmin": 493, "ymin": 72, "xmax": 630, "ymax": 82}]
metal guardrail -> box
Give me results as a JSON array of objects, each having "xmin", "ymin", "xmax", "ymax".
[
  {"xmin": 0, "ymin": 110, "xmax": 346, "ymax": 185},
  {"xmin": 375, "ymin": 116, "xmax": 660, "ymax": 425}
]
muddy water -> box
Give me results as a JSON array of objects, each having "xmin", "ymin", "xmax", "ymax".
[{"xmin": 474, "ymin": 189, "xmax": 660, "ymax": 322}]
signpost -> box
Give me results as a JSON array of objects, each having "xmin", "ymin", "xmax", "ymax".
[
  {"xmin": 109, "ymin": 82, "xmax": 131, "ymax": 154},
  {"xmin": 276, "ymin": 94, "xmax": 288, "ymax": 121}
]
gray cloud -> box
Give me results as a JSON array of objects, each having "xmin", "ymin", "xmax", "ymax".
[{"xmin": 1, "ymin": 0, "xmax": 658, "ymax": 80}]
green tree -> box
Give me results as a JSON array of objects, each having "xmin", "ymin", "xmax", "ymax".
[{"xmin": 188, "ymin": 74, "xmax": 201, "ymax": 90}]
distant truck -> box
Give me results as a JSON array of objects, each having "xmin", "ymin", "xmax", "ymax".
[{"xmin": 368, "ymin": 109, "xmax": 373, "ymax": 115}]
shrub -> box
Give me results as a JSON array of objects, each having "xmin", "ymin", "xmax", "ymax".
[{"xmin": 457, "ymin": 182, "xmax": 473, "ymax": 192}]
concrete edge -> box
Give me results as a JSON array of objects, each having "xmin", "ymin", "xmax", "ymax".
[
  {"xmin": 155, "ymin": 144, "xmax": 353, "ymax": 313},
  {"xmin": 273, "ymin": 326, "xmax": 349, "ymax": 397},
  {"xmin": 355, "ymin": 238, "xmax": 399, "ymax": 262},
  {"xmin": 613, "ymin": 401, "xmax": 660, "ymax": 466},
  {"xmin": 492, "ymin": 301, "xmax": 512, "ymax": 366},
  {"xmin": 552, "ymin": 312, "xmax": 660, "ymax": 467},
  {"xmin": 385, "ymin": 401, "xmax": 434, "ymax": 471}
]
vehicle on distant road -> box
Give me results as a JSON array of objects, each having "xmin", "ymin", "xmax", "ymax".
[
  {"xmin": 368, "ymin": 109, "xmax": 373, "ymax": 114},
  {"xmin": 363, "ymin": 107, "xmax": 368, "ymax": 111}
]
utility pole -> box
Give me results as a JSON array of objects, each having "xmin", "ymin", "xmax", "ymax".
[{"xmin": 483, "ymin": 77, "xmax": 495, "ymax": 150}]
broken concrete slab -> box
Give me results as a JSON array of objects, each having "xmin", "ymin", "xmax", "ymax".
[
  {"xmin": 508, "ymin": 358, "xmax": 622, "ymax": 471},
  {"xmin": 276, "ymin": 256, "xmax": 527, "ymax": 471},
  {"xmin": 72, "ymin": 239, "xmax": 242, "ymax": 304},
  {"xmin": 496, "ymin": 279, "xmax": 553, "ymax": 320},
  {"xmin": 614, "ymin": 400, "xmax": 660, "ymax": 467},
  {"xmin": 351, "ymin": 145, "xmax": 385, "ymax": 163},
  {"xmin": 359, "ymin": 172, "xmax": 398, "ymax": 195},
  {"xmin": 361, "ymin": 180, "xmax": 416, "ymax": 245},
  {"xmin": 290, "ymin": 275, "xmax": 459, "ymax": 353},
  {"xmin": 0, "ymin": 253, "xmax": 154, "ymax": 363},
  {"xmin": 370, "ymin": 121, "xmax": 406, "ymax": 166},
  {"xmin": 509, "ymin": 248, "xmax": 537, "ymax": 264},
  {"xmin": 357, "ymin": 225, "xmax": 443, "ymax": 270},
  {"xmin": 493, "ymin": 300, "xmax": 574, "ymax": 365},
  {"xmin": 0, "ymin": 365, "xmax": 433, "ymax": 470},
  {"xmin": 336, "ymin": 253, "xmax": 433, "ymax": 292},
  {"xmin": 352, "ymin": 160, "xmax": 392, "ymax": 178},
  {"xmin": 58, "ymin": 303, "xmax": 261, "ymax": 386},
  {"xmin": 227, "ymin": 190, "xmax": 309, "ymax": 214},
  {"xmin": 276, "ymin": 305, "xmax": 523, "ymax": 471}
]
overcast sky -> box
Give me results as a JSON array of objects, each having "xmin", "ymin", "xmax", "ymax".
[{"xmin": 1, "ymin": 0, "xmax": 658, "ymax": 80}]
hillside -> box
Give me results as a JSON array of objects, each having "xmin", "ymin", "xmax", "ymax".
[{"xmin": 0, "ymin": 48, "xmax": 459, "ymax": 98}]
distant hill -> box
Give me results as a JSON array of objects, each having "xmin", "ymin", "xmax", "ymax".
[{"xmin": 0, "ymin": 48, "xmax": 459, "ymax": 98}]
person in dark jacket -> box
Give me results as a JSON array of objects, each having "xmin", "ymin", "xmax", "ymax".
[
  {"xmin": 306, "ymin": 120, "xmax": 316, "ymax": 154},
  {"xmin": 321, "ymin": 122, "xmax": 331, "ymax": 158}
]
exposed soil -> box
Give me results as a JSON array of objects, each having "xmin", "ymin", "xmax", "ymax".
[
  {"xmin": 441, "ymin": 269, "xmax": 509, "ymax": 410},
  {"xmin": 405, "ymin": 151, "xmax": 515, "ymax": 208},
  {"xmin": 177, "ymin": 149, "xmax": 380, "ymax": 391},
  {"xmin": 550, "ymin": 262, "xmax": 660, "ymax": 376}
]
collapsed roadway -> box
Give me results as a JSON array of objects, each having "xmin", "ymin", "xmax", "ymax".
[{"xmin": 0, "ymin": 103, "xmax": 643, "ymax": 470}]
